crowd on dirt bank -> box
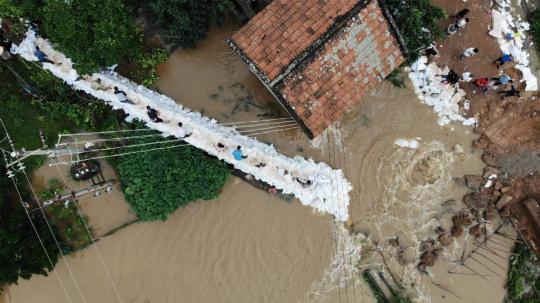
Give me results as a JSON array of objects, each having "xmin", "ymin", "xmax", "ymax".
[{"xmin": 428, "ymin": 9, "xmax": 523, "ymax": 102}]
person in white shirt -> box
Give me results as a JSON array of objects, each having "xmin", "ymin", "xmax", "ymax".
[
  {"xmin": 460, "ymin": 47, "xmax": 479, "ymax": 60},
  {"xmin": 460, "ymin": 72, "xmax": 474, "ymax": 82},
  {"xmin": 177, "ymin": 122, "xmax": 192, "ymax": 138}
]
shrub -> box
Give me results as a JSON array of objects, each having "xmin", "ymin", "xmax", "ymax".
[
  {"xmin": 529, "ymin": 10, "xmax": 540, "ymax": 53},
  {"xmin": 112, "ymin": 134, "xmax": 230, "ymax": 221},
  {"xmin": 41, "ymin": 0, "xmax": 142, "ymax": 74},
  {"xmin": 147, "ymin": 0, "xmax": 233, "ymax": 48},
  {"xmin": 385, "ymin": 0, "xmax": 445, "ymax": 61},
  {"xmin": 0, "ymin": 167, "xmax": 60, "ymax": 285}
]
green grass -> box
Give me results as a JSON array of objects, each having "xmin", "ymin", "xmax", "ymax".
[{"xmin": 505, "ymin": 242, "xmax": 540, "ymax": 302}]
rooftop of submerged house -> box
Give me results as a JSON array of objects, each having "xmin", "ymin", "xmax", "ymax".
[{"xmin": 228, "ymin": 0, "xmax": 407, "ymax": 138}]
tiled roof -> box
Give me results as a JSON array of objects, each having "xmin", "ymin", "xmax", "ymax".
[
  {"xmin": 231, "ymin": 0, "xmax": 360, "ymax": 82},
  {"xmin": 278, "ymin": 1, "xmax": 405, "ymax": 136},
  {"xmin": 229, "ymin": 0, "xmax": 405, "ymax": 138}
]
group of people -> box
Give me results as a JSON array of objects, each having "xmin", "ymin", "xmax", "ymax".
[
  {"xmin": 214, "ymin": 142, "xmax": 314, "ymax": 188},
  {"xmin": 434, "ymin": 7, "xmax": 522, "ymax": 100},
  {"xmin": 447, "ymin": 9, "xmax": 470, "ymax": 35}
]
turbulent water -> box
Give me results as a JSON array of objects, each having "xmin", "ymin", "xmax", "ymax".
[{"xmin": 4, "ymin": 21, "xmax": 510, "ymax": 303}]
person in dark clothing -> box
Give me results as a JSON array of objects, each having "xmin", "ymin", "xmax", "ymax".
[
  {"xmin": 454, "ymin": 9, "xmax": 470, "ymax": 19},
  {"xmin": 498, "ymin": 85, "xmax": 520, "ymax": 99},
  {"xmin": 34, "ymin": 46, "xmax": 54, "ymax": 64},
  {"xmin": 146, "ymin": 106, "xmax": 163, "ymax": 123},
  {"xmin": 440, "ymin": 70, "xmax": 460, "ymax": 85},
  {"xmin": 113, "ymin": 87, "xmax": 136, "ymax": 104},
  {"xmin": 425, "ymin": 47, "xmax": 438, "ymax": 57},
  {"xmin": 296, "ymin": 177, "xmax": 313, "ymax": 188}
]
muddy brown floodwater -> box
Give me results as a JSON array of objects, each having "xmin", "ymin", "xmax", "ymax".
[{"xmin": 5, "ymin": 20, "xmax": 510, "ymax": 303}]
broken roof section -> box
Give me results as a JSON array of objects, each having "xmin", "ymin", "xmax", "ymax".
[{"xmin": 229, "ymin": 0, "xmax": 407, "ymax": 138}]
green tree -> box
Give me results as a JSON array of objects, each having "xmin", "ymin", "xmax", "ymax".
[
  {"xmin": 147, "ymin": 0, "xmax": 232, "ymax": 48},
  {"xmin": 0, "ymin": 168, "xmax": 60, "ymax": 285},
  {"xmin": 112, "ymin": 134, "xmax": 229, "ymax": 221},
  {"xmin": 41, "ymin": 0, "xmax": 142, "ymax": 74},
  {"xmin": 385, "ymin": 0, "xmax": 445, "ymax": 61}
]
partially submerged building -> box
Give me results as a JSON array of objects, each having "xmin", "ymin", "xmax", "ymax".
[{"xmin": 228, "ymin": 0, "xmax": 407, "ymax": 138}]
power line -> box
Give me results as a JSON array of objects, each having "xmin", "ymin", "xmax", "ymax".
[
  {"xmin": 219, "ymin": 117, "xmax": 293, "ymax": 125},
  {"xmin": 242, "ymin": 125, "xmax": 299, "ymax": 137},
  {"xmin": 2, "ymin": 152, "xmax": 74, "ymax": 303},
  {"xmin": 52, "ymin": 143, "xmax": 191, "ymax": 166},
  {"xmin": 60, "ymin": 137, "xmax": 185, "ymax": 158},
  {"xmin": 21, "ymin": 171, "xmax": 90, "ymax": 303},
  {"xmin": 336, "ymin": 129, "xmax": 359, "ymax": 303},
  {"xmin": 0, "ymin": 118, "xmax": 88, "ymax": 303},
  {"xmin": 327, "ymin": 133, "xmax": 343, "ymax": 303},
  {"xmin": 52, "ymin": 160, "xmax": 125, "ymax": 303}
]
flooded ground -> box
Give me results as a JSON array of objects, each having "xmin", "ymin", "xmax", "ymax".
[
  {"xmin": 4, "ymin": 178, "xmax": 335, "ymax": 303},
  {"xmin": 5, "ymin": 19, "xmax": 510, "ymax": 303}
]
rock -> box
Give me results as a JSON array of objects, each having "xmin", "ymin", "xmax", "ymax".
[
  {"xmin": 435, "ymin": 226, "xmax": 446, "ymax": 234},
  {"xmin": 418, "ymin": 262, "xmax": 427, "ymax": 273},
  {"xmin": 501, "ymin": 187, "xmax": 511, "ymax": 194},
  {"xmin": 451, "ymin": 225, "xmax": 464, "ymax": 237},
  {"xmin": 388, "ymin": 237, "xmax": 399, "ymax": 247},
  {"xmin": 482, "ymin": 154, "xmax": 500, "ymax": 167},
  {"xmin": 453, "ymin": 177, "xmax": 466, "ymax": 187},
  {"xmin": 485, "ymin": 204, "xmax": 497, "ymax": 221},
  {"xmin": 463, "ymin": 192, "xmax": 489, "ymax": 209},
  {"xmin": 469, "ymin": 224, "xmax": 482, "ymax": 238},
  {"xmin": 483, "ymin": 166, "xmax": 501, "ymax": 179},
  {"xmin": 493, "ymin": 190, "xmax": 502, "ymax": 198},
  {"xmin": 497, "ymin": 194, "xmax": 514, "ymax": 209},
  {"xmin": 438, "ymin": 233, "xmax": 452, "ymax": 246},
  {"xmin": 472, "ymin": 136, "xmax": 490, "ymax": 150},
  {"xmin": 495, "ymin": 182, "xmax": 503, "ymax": 191},
  {"xmin": 465, "ymin": 175, "xmax": 483, "ymax": 190},
  {"xmin": 419, "ymin": 240, "xmax": 435, "ymax": 252},
  {"xmin": 420, "ymin": 251, "xmax": 437, "ymax": 267}
]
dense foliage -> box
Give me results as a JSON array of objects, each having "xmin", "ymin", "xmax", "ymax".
[
  {"xmin": 0, "ymin": 166, "xmax": 60, "ymax": 285},
  {"xmin": 505, "ymin": 242, "xmax": 540, "ymax": 303},
  {"xmin": 40, "ymin": 180, "xmax": 92, "ymax": 250},
  {"xmin": 529, "ymin": 10, "xmax": 540, "ymax": 53},
  {"xmin": 147, "ymin": 0, "xmax": 232, "ymax": 48},
  {"xmin": 40, "ymin": 0, "xmax": 142, "ymax": 74},
  {"xmin": 385, "ymin": 0, "xmax": 445, "ymax": 61},
  {"xmin": 112, "ymin": 134, "xmax": 229, "ymax": 221}
]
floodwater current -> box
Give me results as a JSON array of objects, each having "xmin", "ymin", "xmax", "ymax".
[{"xmin": 3, "ymin": 21, "xmax": 511, "ymax": 303}]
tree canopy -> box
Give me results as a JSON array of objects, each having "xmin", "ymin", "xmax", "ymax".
[
  {"xmin": 112, "ymin": 134, "xmax": 229, "ymax": 221},
  {"xmin": 0, "ymin": 169, "xmax": 60, "ymax": 285},
  {"xmin": 147, "ymin": 0, "xmax": 232, "ymax": 48},
  {"xmin": 386, "ymin": 0, "xmax": 445, "ymax": 61},
  {"xmin": 41, "ymin": 0, "xmax": 142, "ymax": 74}
]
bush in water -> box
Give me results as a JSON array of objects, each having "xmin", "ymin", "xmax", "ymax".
[{"xmin": 112, "ymin": 133, "xmax": 230, "ymax": 221}]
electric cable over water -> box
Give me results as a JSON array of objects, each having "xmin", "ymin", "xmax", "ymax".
[{"xmin": 52, "ymin": 158, "xmax": 126, "ymax": 303}]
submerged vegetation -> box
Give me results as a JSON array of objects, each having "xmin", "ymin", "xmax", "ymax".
[
  {"xmin": 386, "ymin": 0, "xmax": 445, "ymax": 61},
  {"xmin": 40, "ymin": 179, "xmax": 92, "ymax": 251},
  {"xmin": 111, "ymin": 133, "xmax": 230, "ymax": 221},
  {"xmin": 505, "ymin": 242, "xmax": 540, "ymax": 303}
]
